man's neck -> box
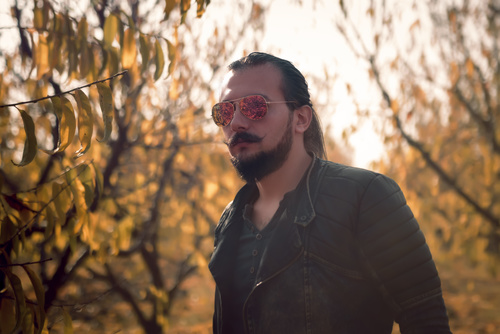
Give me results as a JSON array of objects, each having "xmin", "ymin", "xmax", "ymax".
[{"xmin": 254, "ymin": 150, "xmax": 313, "ymax": 203}]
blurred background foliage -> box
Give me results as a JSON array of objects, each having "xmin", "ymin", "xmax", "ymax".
[{"xmin": 0, "ymin": 0, "xmax": 499, "ymax": 333}]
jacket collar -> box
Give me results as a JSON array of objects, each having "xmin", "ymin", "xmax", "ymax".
[
  {"xmin": 218, "ymin": 155, "xmax": 321, "ymax": 234},
  {"xmin": 209, "ymin": 156, "xmax": 324, "ymax": 289}
]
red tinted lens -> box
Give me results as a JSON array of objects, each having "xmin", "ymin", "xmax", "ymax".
[
  {"xmin": 239, "ymin": 95, "xmax": 268, "ymax": 120},
  {"xmin": 212, "ymin": 102, "xmax": 234, "ymax": 126}
]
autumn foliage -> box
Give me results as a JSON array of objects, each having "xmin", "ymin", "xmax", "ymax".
[
  {"xmin": 0, "ymin": 0, "xmax": 246, "ymax": 332},
  {"xmin": 1, "ymin": 0, "xmax": 500, "ymax": 333}
]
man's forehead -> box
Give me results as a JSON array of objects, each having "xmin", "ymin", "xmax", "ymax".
[{"xmin": 219, "ymin": 64, "xmax": 282, "ymax": 100}]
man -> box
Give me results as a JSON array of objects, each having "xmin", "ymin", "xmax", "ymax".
[{"xmin": 208, "ymin": 52, "xmax": 451, "ymax": 334}]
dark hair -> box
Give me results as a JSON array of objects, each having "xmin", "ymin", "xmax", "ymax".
[{"xmin": 228, "ymin": 52, "xmax": 326, "ymax": 159}]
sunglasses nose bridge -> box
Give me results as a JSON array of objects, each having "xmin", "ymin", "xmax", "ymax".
[{"xmin": 228, "ymin": 100, "xmax": 251, "ymax": 129}]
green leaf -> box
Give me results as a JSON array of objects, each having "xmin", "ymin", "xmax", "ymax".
[
  {"xmin": 22, "ymin": 265, "xmax": 46, "ymax": 334},
  {"xmin": 96, "ymin": 82, "xmax": 113, "ymax": 142},
  {"xmin": 103, "ymin": 14, "xmax": 118, "ymax": 47},
  {"xmin": 12, "ymin": 108, "xmax": 38, "ymax": 167},
  {"xmin": 74, "ymin": 90, "xmax": 94, "ymax": 157},
  {"xmin": 139, "ymin": 33, "xmax": 149, "ymax": 71},
  {"xmin": 154, "ymin": 39, "xmax": 165, "ymax": 81}
]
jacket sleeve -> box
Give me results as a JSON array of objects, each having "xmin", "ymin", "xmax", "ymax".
[{"xmin": 355, "ymin": 174, "xmax": 452, "ymax": 333}]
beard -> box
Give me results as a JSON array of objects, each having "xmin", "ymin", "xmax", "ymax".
[{"xmin": 229, "ymin": 117, "xmax": 293, "ymax": 183}]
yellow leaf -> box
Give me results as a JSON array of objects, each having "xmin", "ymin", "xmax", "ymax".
[
  {"xmin": 36, "ymin": 34, "xmax": 50, "ymax": 80},
  {"xmin": 4, "ymin": 270, "xmax": 28, "ymax": 333},
  {"xmin": 78, "ymin": 18, "xmax": 90, "ymax": 78},
  {"xmin": 66, "ymin": 171, "xmax": 88, "ymax": 233},
  {"xmin": 44, "ymin": 205, "xmax": 55, "ymax": 238},
  {"xmin": 34, "ymin": 7, "xmax": 44, "ymax": 30},
  {"xmin": 80, "ymin": 164, "xmax": 95, "ymax": 207},
  {"xmin": 22, "ymin": 265, "xmax": 46, "ymax": 334},
  {"xmin": 181, "ymin": 0, "xmax": 191, "ymax": 15},
  {"xmin": 169, "ymin": 77, "xmax": 179, "ymax": 100},
  {"xmin": 54, "ymin": 96, "xmax": 77, "ymax": 153},
  {"xmin": 12, "ymin": 108, "xmax": 38, "ymax": 167},
  {"xmin": 49, "ymin": 32, "xmax": 62, "ymax": 70},
  {"xmin": 62, "ymin": 308, "xmax": 73, "ymax": 334},
  {"xmin": 103, "ymin": 14, "xmax": 118, "ymax": 47},
  {"xmin": 74, "ymin": 90, "xmax": 94, "ymax": 157},
  {"xmin": 79, "ymin": 44, "xmax": 91, "ymax": 79},
  {"xmin": 409, "ymin": 19, "xmax": 420, "ymax": 32},
  {"xmin": 465, "ymin": 58, "xmax": 475, "ymax": 78},
  {"xmin": 0, "ymin": 214, "xmax": 17, "ymax": 246},
  {"xmin": 96, "ymin": 82, "xmax": 113, "ymax": 142},
  {"xmin": 164, "ymin": 0, "xmax": 176, "ymax": 20},
  {"xmin": 166, "ymin": 39, "xmax": 176, "ymax": 76},
  {"xmin": 121, "ymin": 28, "xmax": 136, "ymax": 69},
  {"xmin": 52, "ymin": 182, "xmax": 70, "ymax": 227},
  {"xmin": 68, "ymin": 38, "xmax": 78, "ymax": 79},
  {"xmin": 450, "ymin": 61, "xmax": 460, "ymax": 84},
  {"xmin": 390, "ymin": 99, "xmax": 399, "ymax": 115},
  {"xmin": 91, "ymin": 161, "xmax": 104, "ymax": 200},
  {"xmin": 107, "ymin": 47, "xmax": 120, "ymax": 77},
  {"xmin": 204, "ymin": 181, "xmax": 219, "ymax": 199},
  {"xmin": 196, "ymin": 0, "xmax": 209, "ymax": 18},
  {"xmin": 154, "ymin": 39, "xmax": 165, "ymax": 81}
]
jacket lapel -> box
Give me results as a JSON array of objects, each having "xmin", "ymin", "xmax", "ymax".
[
  {"xmin": 255, "ymin": 158, "xmax": 322, "ymax": 285},
  {"xmin": 208, "ymin": 184, "xmax": 254, "ymax": 296},
  {"xmin": 254, "ymin": 207, "xmax": 304, "ymax": 285}
]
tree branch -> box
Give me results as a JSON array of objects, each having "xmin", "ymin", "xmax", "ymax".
[
  {"xmin": 367, "ymin": 54, "xmax": 500, "ymax": 229},
  {"xmin": 0, "ymin": 70, "xmax": 127, "ymax": 109},
  {"xmin": 0, "ymin": 258, "xmax": 52, "ymax": 268},
  {"xmin": 453, "ymin": 82, "xmax": 500, "ymax": 155}
]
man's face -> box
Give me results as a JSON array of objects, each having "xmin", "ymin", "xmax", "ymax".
[{"xmin": 218, "ymin": 64, "xmax": 295, "ymax": 182}]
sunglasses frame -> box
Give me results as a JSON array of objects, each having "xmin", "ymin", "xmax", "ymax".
[{"xmin": 212, "ymin": 94, "xmax": 296, "ymax": 127}]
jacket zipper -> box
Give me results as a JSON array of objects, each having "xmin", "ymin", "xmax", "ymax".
[{"xmin": 241, "ymin": 248, "xmax": 304, "ymax": 334}]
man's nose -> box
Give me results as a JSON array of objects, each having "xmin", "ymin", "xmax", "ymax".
[{"xmin": 229, "ymin": 105, "xmax": 250, "ymax": 131}]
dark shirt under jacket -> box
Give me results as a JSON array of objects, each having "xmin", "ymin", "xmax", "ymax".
[
  {"xmin": 224, "ymin": 176, "xmax": 307, "ymax": 333},
  {"xmin": 224, "ymin": 191, "xmax": 291, "ymax": 333}
]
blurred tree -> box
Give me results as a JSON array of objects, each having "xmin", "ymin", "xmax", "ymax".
[
  {"xmin": 0, "ymin": 0, "xmax": 266, "ymax": 332},
  {"xmin": 336, "ymin": 0, "xmax": 500, "ymax": 271}
]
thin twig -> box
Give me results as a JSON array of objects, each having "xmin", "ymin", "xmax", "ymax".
[
  {"xmin": 0, "ymin": 70, "xmax": 127, "ymax": 109},
  {"xmin": 0, "ymin": 258, "xmax": 53, "ymax": 268}
]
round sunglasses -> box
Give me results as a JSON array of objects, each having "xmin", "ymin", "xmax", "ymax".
[{"xmin": 211, "ymin": 95, "xmax": 296, "ymax": 127}]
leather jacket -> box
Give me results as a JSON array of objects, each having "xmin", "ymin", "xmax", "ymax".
[{"xmin": 209, "ymin": 157, "xmax": 451, "ymax": 334}]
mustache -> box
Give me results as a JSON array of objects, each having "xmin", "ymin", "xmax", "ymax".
[{"xmin": 224, "ymin": 132, "xmax": 262, "ymax": 148}]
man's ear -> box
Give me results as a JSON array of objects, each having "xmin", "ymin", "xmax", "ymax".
[{"xmin": 294, "ymin": 105, "xmax": 312, "ymax": 134}]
